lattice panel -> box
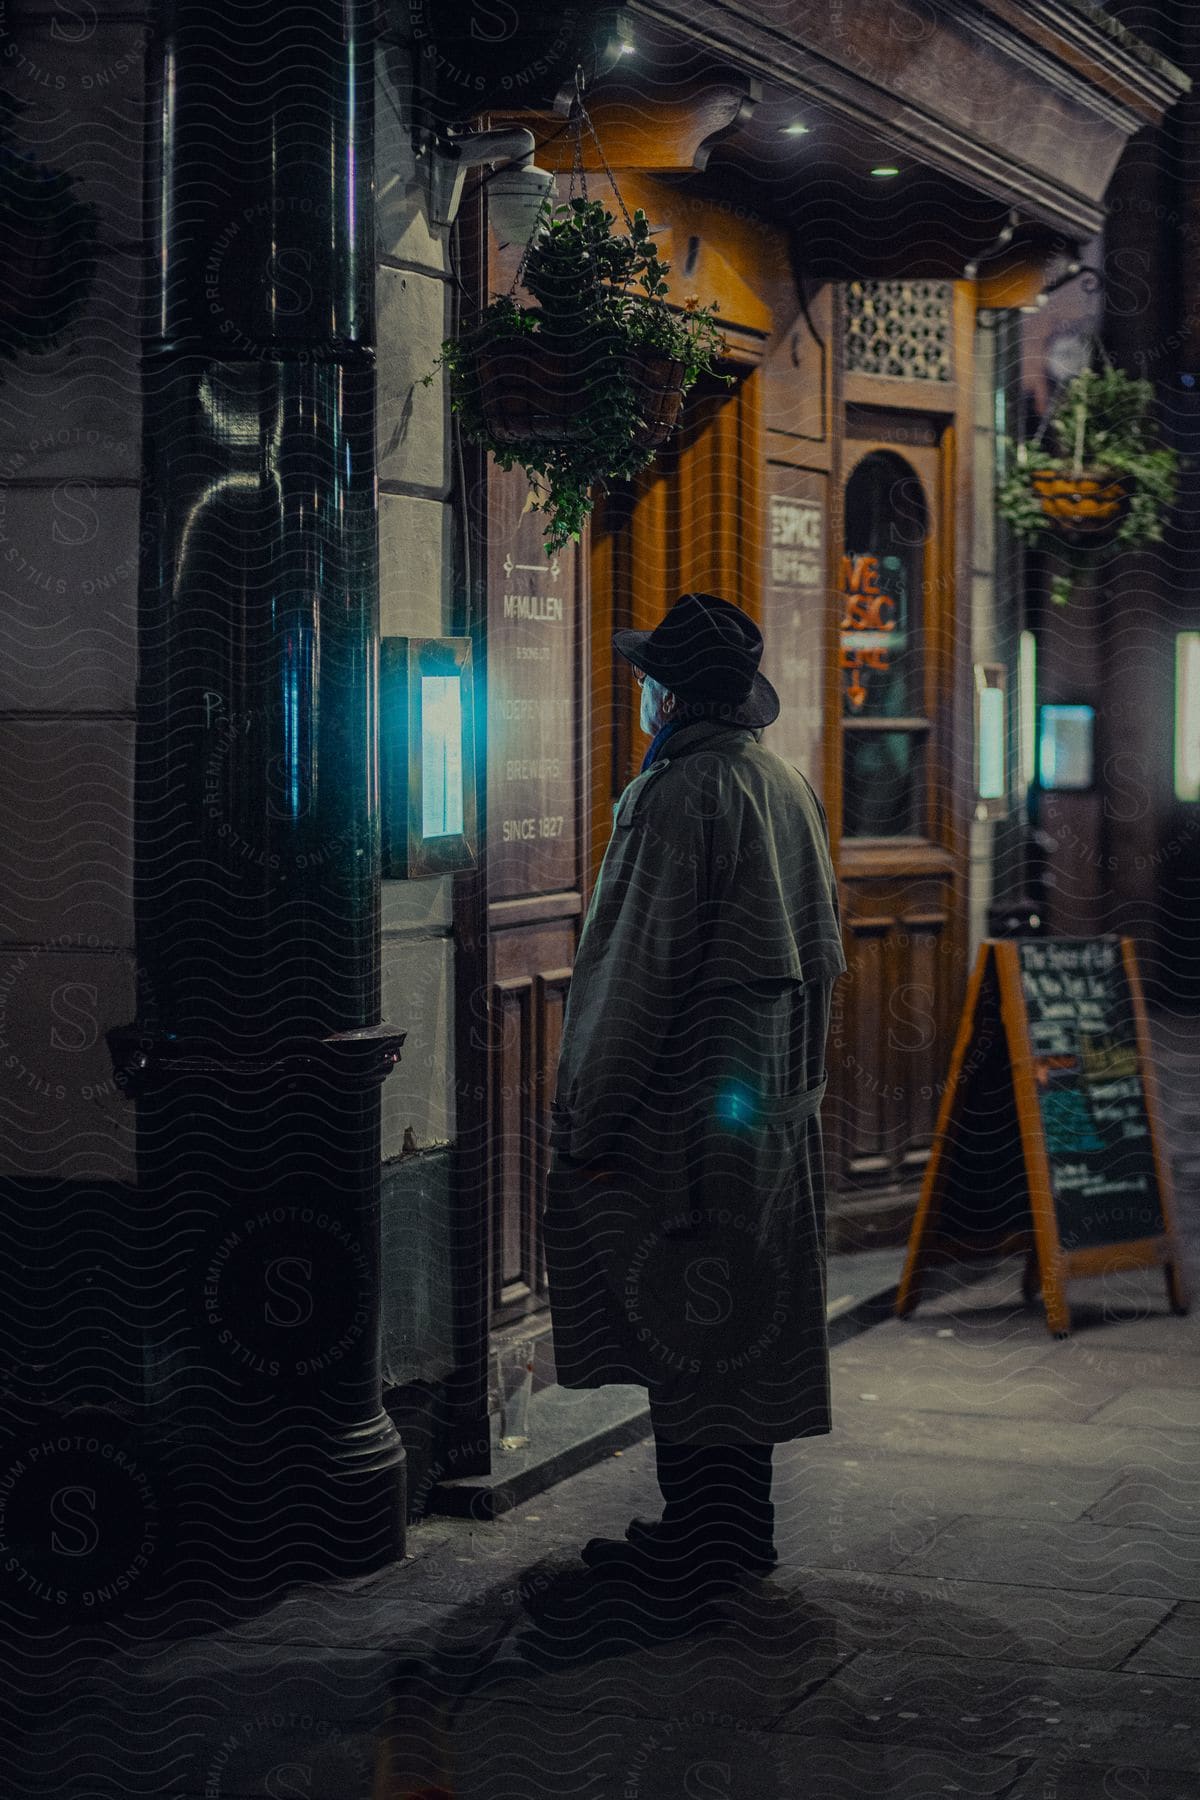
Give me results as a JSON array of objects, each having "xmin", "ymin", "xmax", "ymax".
[{"xmin": 843, "ymin": 281, "xmax": 953, "ymax": 381}]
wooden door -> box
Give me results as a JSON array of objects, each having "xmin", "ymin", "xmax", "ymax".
[
  {"xmin": 589, "ymin": 369, "xmax": 763, "ymax": 890},
  {"xmin": 828, "ymin": 416, "xmax": 969, "ymax": 1193}
]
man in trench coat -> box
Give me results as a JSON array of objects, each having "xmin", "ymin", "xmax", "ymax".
[{"xmin": 543, "ymin": 592, "xmax": 847, "ymax": 1593}]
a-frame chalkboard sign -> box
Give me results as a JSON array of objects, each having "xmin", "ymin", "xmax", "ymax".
[{"xmin": 896, "ymin": 936, "xmax": 1190, "ymax": 1337}]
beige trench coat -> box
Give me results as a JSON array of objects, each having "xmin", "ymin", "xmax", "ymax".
[{"xmin": 543, "ymin": 720, "xmax": 847, "ymax": 1445}]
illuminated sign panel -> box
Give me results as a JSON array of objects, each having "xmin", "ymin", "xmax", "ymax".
[
  {"xmin": 1175, "ymin": 632, "xmax": 1200, "ymax": 803},
  {"xmin": 420, "ymin": 676, "xmax": 465, "ymax": 838},
  {"xmin": 974, "ymin": 662, "xmax": 1007, "ymax": 817},
  {"xmin": 839, "ymin": 552, "xmax": 898, "ymax": 713},
  {"xmin": 979, "ymin": 689, "xmax": 1005, "ymax": 796},
  {"xmin": 381, "ymin": 638, "xmax": 477, "ymax": 877},
  {"xmin": 1037, "ymin": 703, "xmax": 1094, "ymax": 792},
  {"xmin": 1019, "ymin": 630, "xmax": 1037, "ymax": 790}
]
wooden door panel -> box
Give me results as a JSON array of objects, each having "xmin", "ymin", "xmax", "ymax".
[
  {"xmin": 534, "ymin": 968, "xmax": 571, "ymax": 1292},
  {"xmin": 832, "ymin": 915, "xmax": 892, "ymax": 1183},
  {"xmin": 892, "ymin": 907, "xmax": 949, "ymax": 1161},
  {"xmin": 489, "ymin": 921, "xmax": 575, "ymax": 1324},
  {"xmin": 833, "ymin": 886, "xmax": 954, "ymax": 1184},
  {"xmin": 491, "ymin": 977, "xmax": 533, "ymax": 1302}
]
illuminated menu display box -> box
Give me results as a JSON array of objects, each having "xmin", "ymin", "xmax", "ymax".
[
  {"xmin": 380, "ymin": 637, "xmax": 478, "ymax": 878},
  {"xmin": 1038, "ymin": 703, "xmax": 1095, "ymax": 793},
  {"xmin": 974, "ymin": 661, "xmax": 1008, "ymax": 818}
]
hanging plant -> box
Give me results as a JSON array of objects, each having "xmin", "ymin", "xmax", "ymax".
[
  {"xmin": 0, "ymin": 139, "xmax": 102, "ymax": 366},
  {"xmin": 426, "ymin": 99, "xmax": 729, "ymax": 553},
  {"xmin": 997, "ymin": 363, "xmax": 1180, "ymax": 605}
]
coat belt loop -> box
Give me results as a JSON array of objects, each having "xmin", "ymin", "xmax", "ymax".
[{"xmin": 783, "ymin": 1073, "xmax": 828, "ymax": 1125}]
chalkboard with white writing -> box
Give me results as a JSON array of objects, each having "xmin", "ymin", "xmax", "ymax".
[
  {"xmin": 1016, "ymin": 938, "xmax": 1165, "ymax": 1251},
  {"xmin": 896, "ymin": 935, "xmax": 1189, "ymax": 1336}
]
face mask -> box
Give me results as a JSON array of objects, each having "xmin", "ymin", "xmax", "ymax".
[{"xmin": 640, "ymin": 674, "xmax": 670, "ymax": 735}]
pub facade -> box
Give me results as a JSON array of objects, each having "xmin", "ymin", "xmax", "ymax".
[
  {"xmin": 400, "ymin": 0, "xmax": 1189, "ymax": 1507},
  {"xmin": 0, "ymin": 0, "xmax": 1188, "ymax": 1560}
]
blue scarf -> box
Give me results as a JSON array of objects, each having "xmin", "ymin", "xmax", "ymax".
[{"xmin": 640, "ymin": 714, "xmax": 690, "ymax": 772}]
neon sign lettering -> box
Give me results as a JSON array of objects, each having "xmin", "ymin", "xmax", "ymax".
[{"xmin": 840, "ymin": 553, "xmax": 896, "ymax": 711}]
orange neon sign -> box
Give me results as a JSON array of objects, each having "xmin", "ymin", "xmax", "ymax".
[{"xmin": 840, "ymin": 553, "xmax": 896, "ymax": 710}]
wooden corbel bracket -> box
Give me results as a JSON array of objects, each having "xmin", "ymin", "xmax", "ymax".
[{"xmin": 542, "ymin": 69, "xmax": 762, "ymax": 173}]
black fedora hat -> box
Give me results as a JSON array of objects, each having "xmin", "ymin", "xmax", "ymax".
[{"xmin": 613, "ymin": 592, "xmax": 780, "ymax": 729}]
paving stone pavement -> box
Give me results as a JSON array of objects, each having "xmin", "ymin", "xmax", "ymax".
[{"xmin": 6, "ymin": 1010, "xmax": 1199, "ymax": 1798}]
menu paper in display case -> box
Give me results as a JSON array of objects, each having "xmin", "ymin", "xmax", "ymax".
[{"xmin": 381, "ymin": 638, "xmax": 478, "ymax": 878}]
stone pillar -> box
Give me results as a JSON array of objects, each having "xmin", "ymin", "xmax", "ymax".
[{"xmin": 111, "ymin": 0, "xmax": 408, "ymax": 1592}]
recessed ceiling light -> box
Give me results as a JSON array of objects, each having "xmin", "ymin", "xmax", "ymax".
[
  {"xmin": 781, "ymin": 123, "xmax": 809, "ymax": 135},
  {"xmin": 870, "ymin": 165, "xmax": 900, "ymax": 177}
]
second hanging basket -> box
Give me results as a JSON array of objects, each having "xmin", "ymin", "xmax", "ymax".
[
  {"xmin": 996, "ymin": 360, "xmax": 1181, "ymax": 602},
  {"xmin": 1027, "ymin": 467, "xmax": 1131, "ymax": 548}
]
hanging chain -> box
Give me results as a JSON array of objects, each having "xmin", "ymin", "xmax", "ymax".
[
  {"xmin": 569, "ymin": 62, "xmax": 636, "ymax": 224},
  {"xmin": 507, "ymin": 67, "xmax": 586, "ymax": 297},
  {"xmin": 569, "ymin": 65, "xmax": 589, "ymax": 207},
  {"xmin": 509, "ymin": 222, "xmax": 536, "ymax": 299},
  {"xmin": 1028, "ymin": 327, "xmax": 1113, "ymax": 465},
  {"xmin": 588, "ymin": 123, "xmax": 635, "ymax": 234},
  {"xmin": 507, "ymin": 62, "xmax": 638, "ymax": 299}
]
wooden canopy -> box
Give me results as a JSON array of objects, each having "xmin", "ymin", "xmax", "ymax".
[{"xmin": 624, "ymin": 0, "xmax": 1188, "ymax": 241}]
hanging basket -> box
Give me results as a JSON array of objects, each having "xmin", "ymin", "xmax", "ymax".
[
  {"xmin": 476, "ymin": 338, "xmax": 687, "ymax": 449},
  {"xmin": 624, "ymin": 349, "xmax": 689, "ymax": 448},
  {"xmin": 1029, "ymin": 467, "xmax": 1131, "ymax": 547},
  {"xmin": 428, "ymin": 73, "xmax": 729, "ymax": 551}
]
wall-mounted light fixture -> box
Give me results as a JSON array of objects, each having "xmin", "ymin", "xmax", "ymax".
[
  {"xmin": 422, "ymin": 126, "xmax": 556, "ymax": 231},
  {"xmin": 380, "ymin": 637, "xmax": 478, "ymax": 878},
  {"xmin": 974, "ymin": 662, "xmax": 1008, "ymax": 819}
]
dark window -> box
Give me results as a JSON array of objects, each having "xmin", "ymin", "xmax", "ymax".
[{"xmin": 843, "ymin": 730, "xmax": 921, "ymax": 837}]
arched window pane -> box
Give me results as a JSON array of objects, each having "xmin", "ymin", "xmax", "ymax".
[
  {"xmin": 841, "ymin": 452, "xmax": 926, "ymax": 720},
  {"xmin": 841, "ymin": 451, "xmax": 929, "ymax": 838}
]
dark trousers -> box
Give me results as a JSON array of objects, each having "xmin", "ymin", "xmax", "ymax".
[{"xmin": 649, "ymin": 1393, "xmax": 775, "ymax": 1554}]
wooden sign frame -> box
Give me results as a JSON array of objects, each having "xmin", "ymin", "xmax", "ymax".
[{"xmin": 895, "ymin": 936, "xmax": 1191, "ymax": 1337}]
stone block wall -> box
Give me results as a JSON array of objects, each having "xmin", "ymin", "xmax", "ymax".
[
  {"xmin": 374, "ymin": 30, "xmax": 461, "ymax": 1392},
  {"xmin": 0, "ymin": 0, "xmax": 149, "ymax": 1184},
  {"xmin": 375, "ymin": 33, "xmax": 459, "ymax": 1167},
  {"xmin": 0, "ymin": 8, "xmax": 464, "ymax": 1399}
]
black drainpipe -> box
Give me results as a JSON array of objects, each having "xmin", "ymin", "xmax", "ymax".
[{"xmin": 111, "ymin": 0, "xmax": 408, "ymax": 1586}]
